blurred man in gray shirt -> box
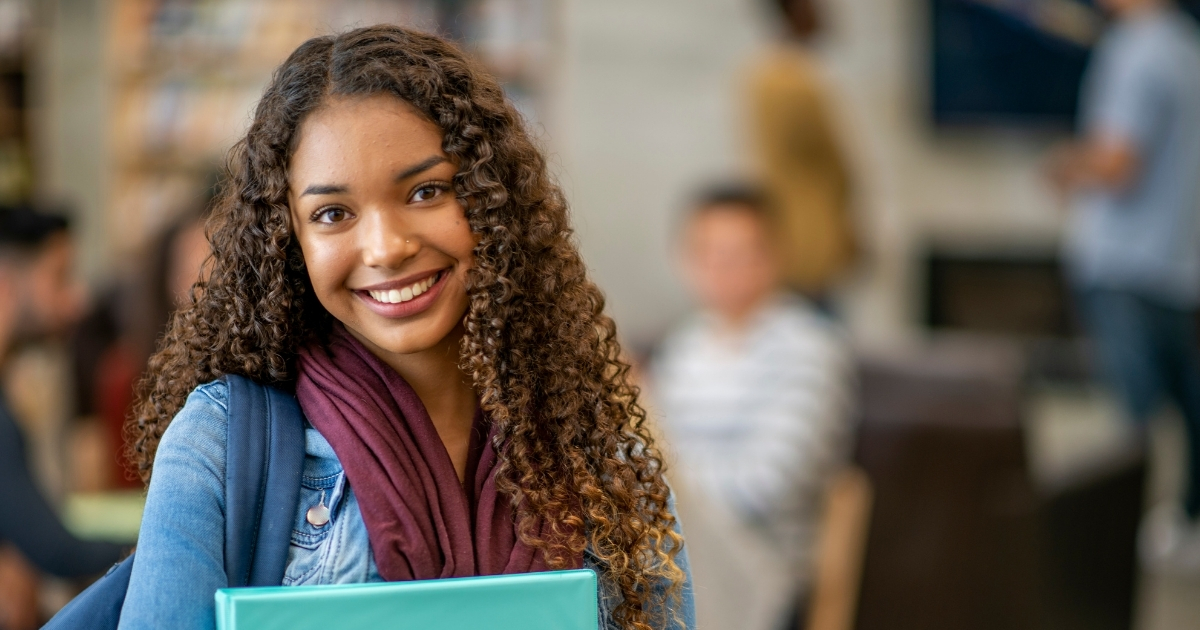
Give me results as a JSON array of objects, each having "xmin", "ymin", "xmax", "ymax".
[{"xmin": 1048, "ymin": 0, "xmax": 1200, "ymax": 572}]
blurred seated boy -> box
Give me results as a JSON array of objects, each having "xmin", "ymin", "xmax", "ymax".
[
  {"xmin": 651, "ymin": 186, "xmax": 853, "ymax": 630},
  {"xmin": 0, "ymin": 206, "xmax": 125, "ymax": 626}
]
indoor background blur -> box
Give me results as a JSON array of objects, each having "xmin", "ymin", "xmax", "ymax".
[{"xmin": 2, "ymin": 0, "xmax": 1199, "ymax": 628}]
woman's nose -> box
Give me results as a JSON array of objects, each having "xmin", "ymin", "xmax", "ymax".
[{"xmin": 360, "ymin": 210, "xmax": 418, "ymax": 269}]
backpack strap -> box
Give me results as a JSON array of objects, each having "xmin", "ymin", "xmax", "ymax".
[
  {"xmin": 44, "ymin": 376, "xmax": 306, "ymax": 630},
  {"xmin": 223, "ymin": 375, "xmax": 306, "ymax": 587}
]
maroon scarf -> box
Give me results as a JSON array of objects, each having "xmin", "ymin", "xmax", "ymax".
[{"xmin": 295, "ymin": 325, "xmax": 557, "ymax": 581}]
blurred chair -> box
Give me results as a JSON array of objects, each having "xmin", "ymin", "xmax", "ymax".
[
  {"xmin": 851, "ymin": 336, "xmax": 1145, "ymax": 630},
  {"xmin": 806, "ymin": 467, "xmax": 873, "ymax": 630},
  {"xmin": 1037, "ymin": 440, "xmax": 1144, "ymax": 630},
  {"xmin": 675, "ymin": 464, "xmax": 874, "ymax": 630},
  {"xmin": 852, "ymin": 338, "xmax": 1041, "ymax": 630},
  {"xmin": 671, "ymin": 477, "xmax": 794, "ymax": 630}
]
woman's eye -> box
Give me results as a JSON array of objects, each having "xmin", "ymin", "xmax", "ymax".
[
  {"xmin": 312, "ymin": 207, "xmax": 349, "ymax": 224},
  {"xmin": 411, "ymin": 185, "xmax": 444, "ymax": 203}
]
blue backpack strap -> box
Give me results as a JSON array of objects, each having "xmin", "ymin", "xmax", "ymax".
[
  {"xmin": 42, "ymin": 554, "xmax": 134, "ymax": 629},
  {"xmin": 44, "ymin": 376, "xmax": 306, "ymax": 628},
  {"xmin": 223, "ymin": 374, "xmax": 306, "ymax": 587}
]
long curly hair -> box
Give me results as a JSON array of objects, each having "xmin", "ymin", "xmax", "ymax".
[{"xmin": 127, "ymin": 25, "xmax": 685, "ymax": 630}]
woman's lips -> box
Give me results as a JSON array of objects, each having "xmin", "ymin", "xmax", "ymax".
[{"xmin": 354, "ymin": 270, "xmax": 448, "ymax": 319}]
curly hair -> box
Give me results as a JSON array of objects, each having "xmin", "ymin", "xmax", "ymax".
[{"xmin": 126, "ymin": 25, "xmax": 685, "ymax": 630}]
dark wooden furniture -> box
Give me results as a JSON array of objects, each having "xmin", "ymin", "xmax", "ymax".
[{"xmin": 852, "ymin": 338, "xmax": 1143, "ymax": 630}]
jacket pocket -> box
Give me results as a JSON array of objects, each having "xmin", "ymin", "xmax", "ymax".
[
  {"xmin": 290, "ymin": 472, "xmax": 345, "ymax": 549},
  {"xmin": 282, "ymin": 472, "xmax": 346, "ymax": 586}
]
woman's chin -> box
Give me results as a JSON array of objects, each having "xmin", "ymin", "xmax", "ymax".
[{"xmin": 344, "ymin": 318, "xmax": 461, "ymax": 360}]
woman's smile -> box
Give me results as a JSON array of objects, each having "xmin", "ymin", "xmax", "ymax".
[{"xmin": 354, "ymin": 268, "xmax": 449, "ymax": 319}]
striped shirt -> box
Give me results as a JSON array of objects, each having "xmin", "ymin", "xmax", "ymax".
[{"xmin": 651, "ymin": 294, "xmax": 854, "ymax": 587}]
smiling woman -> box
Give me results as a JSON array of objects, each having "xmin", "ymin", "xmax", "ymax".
[{"xmin": 113, "ymin": 24, "xmax": 693, "ymax": 630}]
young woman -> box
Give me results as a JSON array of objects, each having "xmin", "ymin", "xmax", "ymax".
[{"xmin": 117, "ymin": 25, "xmax": 693, "ymax": 630}]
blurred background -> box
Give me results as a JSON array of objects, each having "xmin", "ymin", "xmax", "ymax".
[{"xmin": 2, "ymin": 0, "xmax": 1200, "ymax": 628}]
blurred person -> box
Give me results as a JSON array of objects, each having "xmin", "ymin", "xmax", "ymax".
[
  {"xmin": 71, "ymin": 207, "xmax": 211, "ymax": 489},
  {"xmin": 652, "ymin": 186, "xmax": 853, "ymax": 630},
  {"xmin": 746, "ymin": 0, "xmax": 857, "ymax": 303},
  {"xmin": 0, "ymin": 207, "xmax": 126, "ymax": 576},
  {"xmin": 1046, "ymin": 0, "xmax": 1200, "ymax": 572},
  {"xmin": 0, "ymin": 545, "xmax": 38, "ymax": 630}
]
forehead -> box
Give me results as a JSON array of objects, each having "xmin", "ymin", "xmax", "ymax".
[
  {"xmin": 687, "ymin": 205, "xmax": 770, "ymax": 240},
  {"xmin": 289, "ymin": 95, "xmax": 444, "ymax": 182},
  {"xmin": 0, "ymin": 233, "xmax": 71, "ymax": 272}
]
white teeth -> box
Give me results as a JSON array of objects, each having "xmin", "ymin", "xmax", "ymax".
[{"xmin": 367, "ymin": 272, "xmax": 440, "ymax": 304}]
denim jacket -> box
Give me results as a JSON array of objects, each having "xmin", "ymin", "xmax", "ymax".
[{"xmin": 118, "ymin": 380, "xmax": 695, "ymax": 630}]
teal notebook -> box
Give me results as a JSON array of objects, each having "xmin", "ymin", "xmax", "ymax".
[{"xmin": 214, "ymin": 569, "xmax": 598, "ymax": 630}]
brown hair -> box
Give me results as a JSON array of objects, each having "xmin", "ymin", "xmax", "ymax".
[
  {"xmin": 685, "ymin": 182, "xmax": 774, "ymax": 224},
  {"xmin": 775, "ymin": 0, "xmax": 822, "ymax": 38},
  {"xmin": 127, "ymin": 25, "xmax": 684, "ymax": 629}
]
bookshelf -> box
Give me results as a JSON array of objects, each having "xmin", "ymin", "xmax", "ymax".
[{"xmin": 104, "ymin": 0, "xmax": 555, "ymax": 255}]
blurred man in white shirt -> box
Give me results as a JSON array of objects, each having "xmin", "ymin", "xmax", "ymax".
[{"xmin": 652, "ymin": 185, "xmax": 853, "ymax": 629}]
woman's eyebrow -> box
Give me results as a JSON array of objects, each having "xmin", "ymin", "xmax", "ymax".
[
  {"xmin": 395, "ymin": 156, "xmax": 448, "ymax": 182},
  {"xmin": 298, "ymin": 156, "xmax": 446, "ymax": 197},
  {"xmin": 300, "ymin": 183, "xmax": 348, "ymax": 197}
]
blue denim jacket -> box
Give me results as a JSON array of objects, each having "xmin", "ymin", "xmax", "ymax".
[{"xmin": 118, "ymin": 380, "xmax": 694, "ymax": 629}]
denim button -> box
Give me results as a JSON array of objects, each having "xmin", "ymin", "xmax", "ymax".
[
  {"xmin": 306, "ymin": 504, "xmax": 330, "ymax": 527},
  {"xmin": 306, "ymin": 490, "xmax": 331, "ymax": 527}
]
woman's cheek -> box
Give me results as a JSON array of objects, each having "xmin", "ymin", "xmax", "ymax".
[{"xmin": 301, "ymin": 238, "xmax": 351, "ymax": 311}]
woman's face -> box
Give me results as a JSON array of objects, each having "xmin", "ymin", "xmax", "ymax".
[{"xmin": 288, "ymin": 94, "xmax": 475, "ymax": 359}]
